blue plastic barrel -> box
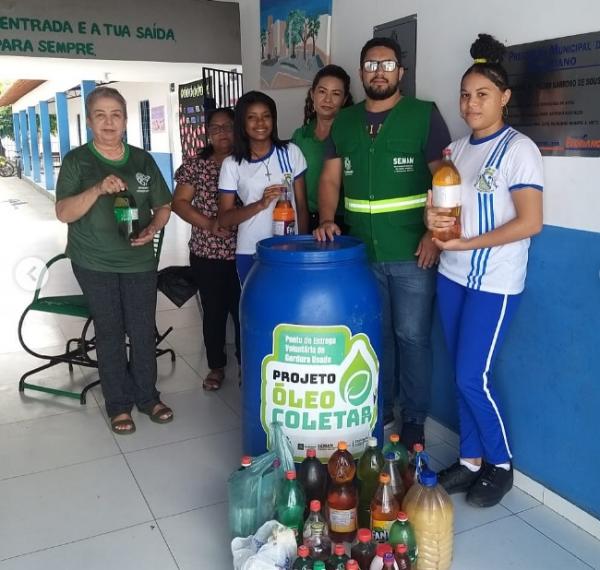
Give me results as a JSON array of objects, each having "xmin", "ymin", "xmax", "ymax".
[{"xmin": 240, "ymin": 235, "xmax": 382, "ymax": 462}]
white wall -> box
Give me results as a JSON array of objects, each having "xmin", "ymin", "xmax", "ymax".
[{"xmin": 238, "ymin": 0, "xmax": 600, "ymax": 233}]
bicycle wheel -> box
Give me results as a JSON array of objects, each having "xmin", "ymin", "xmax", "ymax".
[{"xmin": 0, "ymin": 160, "xmax": 15, "ymax": 177}]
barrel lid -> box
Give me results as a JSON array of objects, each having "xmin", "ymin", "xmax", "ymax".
[{"xmin": 256, "ymin": 235, "xmax": 367, "ymax": 265}]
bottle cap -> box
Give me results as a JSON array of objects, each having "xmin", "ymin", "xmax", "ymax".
[
  {"xmin": 376, "ymin": 543, "xmax": 393, "ymax": 557},
  {"xmin": 346, "ymin": 561, "xmax": 359, "ymax": 570},
  {"xmin": 383, "ymin": 552, "xmax": 395, "ymax": 563},
  {"xmin": 384, "ymin": 452, "xmax": 396, "ymax": 461},
  {"xmin": 390, "ymin": 433, "xmax": 400, "ymax": 443},
  {"xmin": 396, "ymin": 511, "xmax": 408, "ymax": 521},
  {"xmin": 338, "ymin": 441, "xmax": 348, "ymax": 450},
  {"xmin": 240, "ymin": 455, "xmax": 252, "ymax": 467},
  {"xmin": 442, "ymin": 147, "xmax": 452, "ymax": 157},
  {"xmin": 419, "ymin": 468, "xmax": 437, "ymax": 487},
  {"xmin": 298, "ymin": 545, "xmax": 309, "ymax": 557},
  {"xmin": 310, "ymin": 499, "xmax": 321, "ymax": 512},
  {"xmin": 368, "ymin": 436, "xmax": 378, "ymax": 447},
  {"xmin": 395, "ymin": 543, "xmax": 408, "ymax": 554},
  {"xmin": 379, "ymin": 472, "xmax": 391, "ymax": 484},
  {"xmin": 357, "ymin": 528, "xmax": 372, "ymax": 542},
  {"xmin": 413, "ymin": 443, "xmax": 424, "ymax": 452},
  {"xmin": 307, "ymin": 448, "xmax": 316, "ymax": 458},
  {"xmin": 273, "ymin": 458, "xmax": 281, "ymax": 468},
  {"xmin": 285, "ymin": 470, "xmax": 296, "ymax": 480},
  {"xmin": 334, "ymin": 543, "xmax": 345, "ymax": 555}
]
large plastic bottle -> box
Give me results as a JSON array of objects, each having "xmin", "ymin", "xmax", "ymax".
[
  {"xmin": 304, "ymin": 500, "xmax": 329, "ymax": 542},
  {"xmin": 305, "ymin": 518, "xmax": 332, "ymax": 562},
  {"xmin": 350, "ymin": 528, "xmax": 377, "ymax": 570},
  {"xmin": 401, "ymin": 469, "xmax": 453, "ymax": 570},
  {"xmin": 272, "ymin": 174, "xmax": 296, "ymax": 236},
  {"xmin": 293, "ymin": 545, "xmax": 314, "ymax": 569},
  {"xmin": 357, "ymin": 437, "xmax": 385, "ymax": 528},
  {"xmin": 326, "ymin": 543, "xmax": 350, "ymax": 570},
  {"xmin": 370, "ymin": 473, "xmax": 400, "ymax": 543},
  {"xmin": 327, "ymin": 441, "xmax": 358, "ymax": 542},
  {"xmin": 388, "ymin": 512, "xmax": 417, "ymax": 564},
  {"xmin": 431, "ymin": 147, "xmax": 462, "ymax": 242},
  {"xmin": 298, "ymin": 448, "xmax": 328, "ymax": 512},
  {"xmin": 276, "ymin": 470, "xmax": 306, "ymax": 542},
  {"xmin": 369, "ymin": 544, "xmax": 398, "ymax": 570},
  {"xmin": 382, "ymin": 434, "xmax": 409, "ymax": 473},
  {"xmin": 381, "ymin": 453, "xmax": 405, "ymax": 506}
]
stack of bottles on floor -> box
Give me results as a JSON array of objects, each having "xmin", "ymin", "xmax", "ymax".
[{"xmin": 230, "ymin": 434, "xmax": 454, "ymax": 570}]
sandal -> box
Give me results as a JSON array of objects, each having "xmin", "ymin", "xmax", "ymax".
[
  {"xmin": 141, "ymin": 402, "xmax": 174, "ymax": 424},
  {"xmin": 110, "ymin": 414, "xmax": 136, "ymax": 435},
  {"xmin": 203, "ymin": 368, "xmax": 225, "ymax": 391}
]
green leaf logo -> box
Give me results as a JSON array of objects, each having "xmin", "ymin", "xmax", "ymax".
[{"xmin": 339, "ymin": 343, "xmax": 372, "ymax": 407}]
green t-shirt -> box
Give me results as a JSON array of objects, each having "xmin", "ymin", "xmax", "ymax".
[
  {"xmin": 56, "ymin": 143, "xmax": 172, "ymax": 272},
  {"xmin": 292, "ymin": 121, "xmax": 344, "ymax": 216}
]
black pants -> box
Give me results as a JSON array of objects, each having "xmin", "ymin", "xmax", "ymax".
[
  {"xmin": 189, "ymin": 254, "xmax": 241, "ymax": 370},
  {"xmin": 72, "ymin": 263, "xmax": 161, "ymax": 418}
]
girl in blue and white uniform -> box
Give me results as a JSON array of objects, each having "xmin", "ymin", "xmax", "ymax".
[
  {"xmin": 218, "ymin": 91, "xmax": 308, "ymax": 284},
  {"xmin": 426, "ymin": 34, "xmax": 543, "ymax": 507}
]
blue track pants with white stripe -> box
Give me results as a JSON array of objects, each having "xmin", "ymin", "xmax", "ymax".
[{"xmin": 437, "ymin": 273, "xmax": 521, "ymax": 464}]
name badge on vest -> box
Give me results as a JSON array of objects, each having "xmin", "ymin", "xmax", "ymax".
[{"xmin": 392, "ymin": 155, "xmax": 415, "ymax": 174}]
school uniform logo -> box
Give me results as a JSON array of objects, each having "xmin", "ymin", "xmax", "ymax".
[
  {"xmin": 392, "ymin": 155, "xmax": 415, "ymax": 174},
  {"xmin": 475, "ymin": 167, "xmax": 498, "ymax": 193},
  {"xmin": 344, "ymin": 157, "xmax": 354, "ymax": 176},
  {"xmin": 136, "ymin": 172, "xmax": 151, "ymax": 192}
]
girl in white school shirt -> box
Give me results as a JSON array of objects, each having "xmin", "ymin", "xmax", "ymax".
[
  {"xmin": 218, "ymin": 91, "xmax": 309, "ymax": 284},
  {"xmin": 426, "ymin": 34, "xmax": 543, "ymax": 508}
]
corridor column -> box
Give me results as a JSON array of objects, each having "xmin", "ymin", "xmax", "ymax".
[
  {"xmin": 55, "ymin": 92, "xmax": 70, "ymax": 160},
  {"xmin": 27, "ymin": 106, "xmax": 40, "ymax": 183},
  {"xmin": 39, "ymin": 100, "xmax": 54, "ymax": 191},
  {"xmin": 80, "ymin": 80, "xmax": 96, "ymax": 143},
  {"xmin": 18, "ymin": 110, "xmax": 30, "ymax": 177},
  {"xmin": 12, "ymin": 113, "xmax": 21, "ymax": 156}
]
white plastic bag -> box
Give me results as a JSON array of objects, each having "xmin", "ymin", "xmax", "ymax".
[{"xmin": 231, "ymin": 520, "xmax": 297, "ymax": 570}]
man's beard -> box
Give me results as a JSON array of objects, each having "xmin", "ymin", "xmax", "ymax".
[{"xmin": 363, "ymin": 79, "xmax": 399, "ymax": 100}]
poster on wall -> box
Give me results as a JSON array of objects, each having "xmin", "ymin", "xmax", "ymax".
[
  {"xmin": 151, "ymin": 106, "xmax": 165, "ymax": 133},
  {"xmin": 260, "ymin": 0, "xmax": 332, "ymax": 89},
  {"xmin": 505, "ymin": 31, "xmax": 600, "ymax": 156},
  {"xmin": 178, "ymin": 79, "xmax": 210, "ymax": 158}
]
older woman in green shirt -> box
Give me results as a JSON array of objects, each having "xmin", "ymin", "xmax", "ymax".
[{"xmin": 292, "ymin": 64, "xmax": 353, "ymax": 232}]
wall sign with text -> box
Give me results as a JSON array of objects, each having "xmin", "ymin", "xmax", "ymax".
[{"xmin": 506, "ymin": 31, "xmax": 600, "ymax": 156}]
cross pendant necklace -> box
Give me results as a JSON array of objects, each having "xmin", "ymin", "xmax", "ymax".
[
  {"xmin": 260, "ymin": 157, "xmax": 272, "ymax": 181},
  {"xmin": 253, "ymin": 151, "xmax": 272, "ymax": 181}
]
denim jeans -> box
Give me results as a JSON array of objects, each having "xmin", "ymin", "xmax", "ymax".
[
  {"xmin": 72, "ymin": 263, "xmax": 161, "ymax": 418},
  {"xmin": 372, "ymin": 261, "xmax": 436, "ymax": 425}
]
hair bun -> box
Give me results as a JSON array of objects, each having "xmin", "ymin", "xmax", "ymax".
[{"xmin": 470, "ymin": 33, "xmax": 506, "ymax": 64}]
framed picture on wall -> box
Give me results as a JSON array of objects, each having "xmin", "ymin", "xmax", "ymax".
[{"xmin": 260, "ymin": 0, "xmax": 332, "ymax": 89}]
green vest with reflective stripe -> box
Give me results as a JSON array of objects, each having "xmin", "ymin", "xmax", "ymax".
[{"xmin": 331, "ymin": 97, "xmax": 432, "ymax": 261}]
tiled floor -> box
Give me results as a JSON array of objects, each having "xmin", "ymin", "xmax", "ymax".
[{"xmin": 1, "ymin": 177, "xmax": 599, "ymax": 569}]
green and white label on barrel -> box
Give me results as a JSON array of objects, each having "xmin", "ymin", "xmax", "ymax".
[{"xmin": 261, "ymin": 324, "xmax": 379, "ymax": 461}]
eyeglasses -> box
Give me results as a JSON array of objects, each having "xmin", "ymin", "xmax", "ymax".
[
  {"xmin": 362, "ymin": 60, "xmax": 399, "ymax": 73},
  {"xmin": 207, "ymin": 123, "xmax": 234, "ymax": 135}
]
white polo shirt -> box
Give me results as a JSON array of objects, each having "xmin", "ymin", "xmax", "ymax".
[
  {"xmin": 219, "ymin": 143, "xmax": 307, "ymax": 255},
  {"xmin": 439, "ymin": 126, "xmax": 543, "ymax": 295}
]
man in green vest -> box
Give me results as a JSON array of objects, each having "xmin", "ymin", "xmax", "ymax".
[{"xmin": 315, "ymin": 37, "xmax": 451, "ymax": 450}]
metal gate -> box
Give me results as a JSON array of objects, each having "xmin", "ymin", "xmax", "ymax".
[{"xmin": 202, "ymin": 67, "xmax": 243, "ymax": 110}]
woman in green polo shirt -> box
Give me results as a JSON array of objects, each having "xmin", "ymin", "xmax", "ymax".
[
  {"xmin": 292, "ymin": 64, "xmax": 353, "ymax": 231},
  {"xmin": 55, "ymin": 86, "xmax": 173, "ymax": 435}
]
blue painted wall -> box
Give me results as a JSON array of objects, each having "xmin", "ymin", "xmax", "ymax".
[
  {"xmin": 430, "ymin": 224, "xmax": 600, "ymax": 518},
  {"xmin": 150, "ymin": 152, "xmax": 174, "ymax": 192}
]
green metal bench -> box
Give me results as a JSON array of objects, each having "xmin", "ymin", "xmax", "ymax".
[{"xmin": 18, "ymin": 231, "xmax": 175, "ymax": 404}]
